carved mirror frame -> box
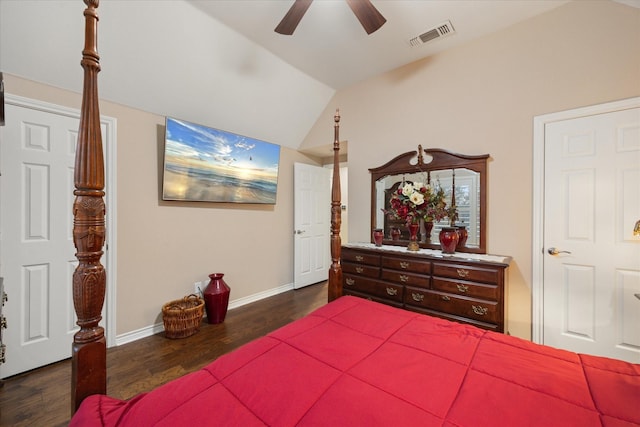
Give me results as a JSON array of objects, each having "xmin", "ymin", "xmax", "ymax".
[{"xmin": 370, "ymin": 146, "xmax": 489, "ymax": 254}]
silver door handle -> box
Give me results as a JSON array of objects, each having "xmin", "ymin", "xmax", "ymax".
[
  {"xmin": 548, "ymin": 247, "xmax": 571, "ymax": 255},
  {"xmin": 294, "ymin": 230, "xmax": 306, "ymax": 235}
]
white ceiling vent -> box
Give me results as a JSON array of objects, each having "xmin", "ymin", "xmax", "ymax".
[{"xmin": 409, "ymin": 21, "xmax": 455, "ymax": 47}]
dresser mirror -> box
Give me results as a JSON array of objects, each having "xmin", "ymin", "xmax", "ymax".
[{"xmin": 370, "ymin": 146, "xmax": 489, "ymax": 254}]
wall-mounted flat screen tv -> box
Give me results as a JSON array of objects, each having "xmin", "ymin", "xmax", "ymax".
[{"xmin": 162, "ymin": 117, "xmax": 281, "ymax": 204}]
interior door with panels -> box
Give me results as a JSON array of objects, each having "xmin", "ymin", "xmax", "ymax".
[
  {"xmin": 542, "ymin": 105, "xmax": 640, "ymax": 363},
  {"xmin": 293, "ymin": 162, "xmax": 331, "ymax": 289},
  {"xmin": 0, "ymin": 97, "xmax": 114, "ymax": 378},
  {"xmin": 0, "ymin": 102, "xmax": 80, "ymax": 377}
]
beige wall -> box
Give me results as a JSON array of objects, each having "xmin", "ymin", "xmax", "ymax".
[
  {"xmin": 303, "ymin": 1, "xmax": 640, "ymax": 339},
  {"xmin": 5, "ymin": 1, "xmax": 639, "ymax": 341},
  {"xmin": 4, "ymin": 74, "xmax": 322, "ymax": 336}
]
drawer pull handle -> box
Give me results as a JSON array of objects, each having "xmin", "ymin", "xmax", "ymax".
[
  {"xmin": 355, "ymin": 255, "xmax": 364, "ymax": 261},
  {"xmin": 411, "ymin": 293, "xmax": 424, "ymax": 302},
  {"xmin": 399, "ymin": 274, "xmax": 409, "ymax": 283},
  {"xmin": 441, "ymin": 295, "xmax": 450, "ymax": 301},
  {"xmin": 472, "ymin": 305, "xmax": 488, "ymax": 316},
  {"xmin": 355, "ymin": 266, "xmax": 364, "ymax": 274},
  {"xmin": 456, "ymin": 268, "xmax": 470, "ymax": 278},
  {"xmin": 386, "ymin": 287, "xmax": 398, "ymax": 296},
  {"xmin": 399, "ymin": 261, "xmax": 410, "ymax": 269},
  {"xmin": 456, "ymin": 284, "xmax": 469, "ymax": 293},
  {"xmin": 345, "ymin": 278, "xmax": 355, "ymax": 286}
]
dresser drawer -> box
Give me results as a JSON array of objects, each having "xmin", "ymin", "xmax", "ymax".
[
  {"xmin": 343, "ymin": 275, "xmax": 403, "ymax": 303},
  {"xmin": 432, "ymin": 262, "xmax": 501, "ymax": 284},
  {"xmin": 344, "ymin": 290, "xmax": 404, "ymax": 308},
  {"xmin": 381, "ymin": 269, "xmax": 430, "ymax": 288},
  {"xmin": 381, "ymin": 256, "xmax": 431, "ymax": 274},
  {"xmin": 404, "ymin": 287, "xmax": 498, "ymax": 324},
  {"xmin": 342, "ymin": 249, "xmax": 380, "ymax": 266},
  {"xmin": 343, "ymin": 262, "xmax": 380, "ymax": 278},
  {"xmin": 405, "ymin": 306, "xmax": 500, "ymax": 332},
  {"xmin": 432, "ymin": 277, "xmax": 499, "ymax": 301}
]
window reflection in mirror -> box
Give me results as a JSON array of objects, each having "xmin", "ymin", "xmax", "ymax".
[{"xmin": 374, "ymin": 169, "xmax": 480, "ymax": 247}]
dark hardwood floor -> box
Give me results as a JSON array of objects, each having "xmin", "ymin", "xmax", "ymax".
[{"xmin": 0, "ymin": 281, "xmax": 328, "ymax": 427}]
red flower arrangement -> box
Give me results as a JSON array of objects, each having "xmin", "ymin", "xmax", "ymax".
[{"xmin": 384, "ymin": 180, "xmax": 448, "ymax": 226}]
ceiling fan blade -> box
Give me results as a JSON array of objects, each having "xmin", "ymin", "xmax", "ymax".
[
  {"xmin": 345, "ymin": 0, "xmax": 386, "ymax": 35},
  {"xmin": 275, "ymin": 0, "xmax": 313, "ymax": 35}
]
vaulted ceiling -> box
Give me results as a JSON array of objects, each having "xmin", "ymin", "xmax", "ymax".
[
  {"xmin": 190, "ymin": 0, "xmax": 569, "ymax": 90},
  {"xmin": 2, "ymin": 1, "xmax": 635, "ymax": 151}
]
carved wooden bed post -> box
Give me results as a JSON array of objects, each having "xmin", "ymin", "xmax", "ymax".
[
  {"xmin": 71, "ymin": 0, "xmax": 107, "ymax": 413},
  {"xmin": 328, "ymin": 109, "xmax": 343, "ymax": 301}
]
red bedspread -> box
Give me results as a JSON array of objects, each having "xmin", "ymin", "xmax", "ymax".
[{"xmin": 71, "ymin": 296, "xmax": 640, "ymax": 426}]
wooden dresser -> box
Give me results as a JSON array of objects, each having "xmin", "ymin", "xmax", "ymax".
[{"xmin": 342, "ymin": 244, "xmax": 511, "ymax": 333}]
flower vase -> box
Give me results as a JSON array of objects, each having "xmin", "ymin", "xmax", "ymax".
[
  {"xmin": 203, "ymin": 273, "xmax": 230, "ymax": 324},
  {"xmin": 391, "ymin": 227, "xmax": 401, "ymax": 241},
  {"xmin": 407, "ymin": 223, "xmax": 420, "ymax": 251},
  {"xmin": 372, "ymin": 228, "xmax": 384, "ymax": 247},
  {"xmin": 439, "ymin": 227, "xmax": 459, "ymax": 254},
  {"xmin": 424, "ymin": 221, "xmax": 434, "ymax": 241},
  {"xmin": 455, "ymin": 225, "xmax": 468, "ymax": 249}
]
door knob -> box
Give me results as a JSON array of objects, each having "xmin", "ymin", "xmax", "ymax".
[
  {"xmin": 548, "ymin": 247, "xmax": 571, "ymax": 255},
  {"xmin": 294, "ymin": 230, "xmax": 306, "ymax": 235}
]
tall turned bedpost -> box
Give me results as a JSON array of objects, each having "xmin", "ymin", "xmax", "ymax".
[
  {"xmin": 72, "ymin": 0, "xmax": 106, "ymax": 413},
  {"xmin": 328, "ymin": 110, "xmax": 343, "ymax": 301}
]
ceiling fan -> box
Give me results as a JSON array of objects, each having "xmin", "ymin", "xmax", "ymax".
[{"xmin": 275, "ymin": 0, "xmax": 387, "ymax": 35}]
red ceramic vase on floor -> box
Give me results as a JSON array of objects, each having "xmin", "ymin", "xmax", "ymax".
[
  {"xmin": 203, "ymin": 273, "xmax": 230, "ymax": 324},
  {"xmin": 439, "ymin": 227, "xmax": 459, "ymax": 254}
]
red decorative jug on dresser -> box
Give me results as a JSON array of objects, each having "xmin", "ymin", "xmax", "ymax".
[
  {"xmin": 203, "ymin": 273, "xmax": 230, "ymax": 324},
  {"xmin": 372, "ymin": 228, "xmax": 384, "ymax": 246},
  {"xmin": 439, "ymin": 227, "xmax": 459, "ymax": 254}
]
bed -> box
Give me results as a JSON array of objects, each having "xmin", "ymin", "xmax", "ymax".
[
  {"xmin": 69, "ymin": 1, "xmax": 640, "ymax": 425},
  {"xmin": 71, "ymin": 294, "xmax": 640, "ymax": 426}
]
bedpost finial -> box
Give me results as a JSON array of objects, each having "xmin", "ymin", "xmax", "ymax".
[
  {"xmin": 84, "ymin": 0, "xmax": 99, "ymax": 8},
  {"xmin": 333, "ymin": 108, "xmax": 341, "ymax": 150}
]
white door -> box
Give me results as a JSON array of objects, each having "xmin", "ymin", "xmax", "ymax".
[
  {"xmin": 293, "ymin": 163, "xmax": 330, "ymax": 289},
  {"xmin": 0, "ymin": 99, "xmax": 112, "ymax": 378},
  {"xmin": 540, "ymin": 104, "xmax": 640, "ymax": 363}
]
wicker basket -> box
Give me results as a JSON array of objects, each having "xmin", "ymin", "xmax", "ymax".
[{"xmin": 162, "ymin": 294, "xmax": 204, "ymax": 339}]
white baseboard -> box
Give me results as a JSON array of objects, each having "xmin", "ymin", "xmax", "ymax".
[
  {"xmin": 227, "ymin": 282, "xmax": 293, "ymax": 310},
  {"xmin": 114, "ymin": 282, "xmax": 294, "ymax": 347},
  {"xmin": 115, "ymin": 323, "xmax": 165, "ymax": 346}
]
